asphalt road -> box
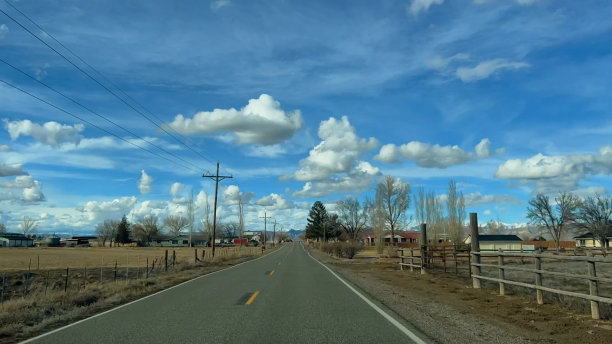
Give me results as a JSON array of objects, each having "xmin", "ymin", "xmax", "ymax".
[{"xmin": 24, "ymin": 243, "xmax": 428, "ymax": 344}]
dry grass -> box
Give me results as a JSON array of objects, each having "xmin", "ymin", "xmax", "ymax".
[{"xmin": 0, "ymin": 246, "xmax": 269, "ymax": 344}]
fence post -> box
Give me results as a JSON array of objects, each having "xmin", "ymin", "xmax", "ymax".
[
  {"xmin": 165, "ymin": 250, "xmax": 168, "ymax": 272},
  {"xmin": 173, "ymin": 250, "xmax": 176, "ymax": 269},
  {"xmin": 114, "ymin": 261, "xmax": 117, "ymax": 282},
  {"xmin": 1, "ymin": 272, "xmax": 5, "ymax": 305},
  {"xmin": 45, "ymin": 271, "xmax": 49, "ymax": 296},
  {"xmin": 64, "ymin": 267, "xmax": 69, "ymax": 293},
  {"xmin": 535, "ymin": 251, "xmax": 543, "ymax": 305},
  {"xmin": 146, "ymin": 258, "xmax": 149, "ymax": 279},
  {"xmin": 101, "ymin": 256, "xmax": 104, "ymax": 283},
  {"xmin": 409, "ymin": 248, "xmax": 414, "ymax": 272},
  {"xmin": 443, "ymin": 245, "xmax": 447, "ymax": 273},
  {"xmin": 587, "ymin": 252, "xmax": 600, "ymax": 320},
  {"xmin": 498, "ymin": 249, "xmax": 505, "ymax": 296},
  {"xmin": 453, "ymin": 245, "xmax": 458, "ymax": 275},
  {"xmin": 470, "ymin": 213, "xmax": 481, "ymax": 289},
  {"xmin": 194, "ymin": 248, "xmax": 198, "ymax": 264},
  {"xmin": 420, "ymin": 223, "xmax": 427, "ymax": 274},
  {"xmin": 84, "ymin": 266, "xmax": 87, "ymax": 289}
]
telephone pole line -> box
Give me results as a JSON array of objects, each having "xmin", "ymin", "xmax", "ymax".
[
  {"xmin": 259, "ymin": 212, "xmax": 272, "ymax": 249},
  {"xmin": 202, "ymin": 162, "xmax": 232, "ymax": 258},
  {"xmin": 272, "ymin": 219, "xmax": 277, "ymax": 248}
]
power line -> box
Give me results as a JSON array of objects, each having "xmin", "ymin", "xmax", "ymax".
[
  {"xmin": 0, "ymin": 3, "xmax": 217, "ymax": 170},
  {"xmin": 0, "ymin": 78, "xmax": 201, "ymax": 174},
  {"xmin": 0, "ymin": 57, "xmax": 208, "ymax": 174}
]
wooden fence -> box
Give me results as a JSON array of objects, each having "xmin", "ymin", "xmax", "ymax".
[
  {"xmin": 471, "ymin": 250, "xmax": 612, "ymax": 320},
  {"xmin": 398, "ymin": 245, "xmax": 471, "ymax": 276}
]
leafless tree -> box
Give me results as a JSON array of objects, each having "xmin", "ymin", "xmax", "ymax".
[
  {"xmin": 425, "ymin": 191, "xmax": 444, "ymax": 242},
  {"xmin": 0, "ymin": 222, "xmax": 5, "ymax": 234},
  {"xmin": 220, "ymin": 222, "xmax": 240, "ymax": 239},
  {"xmin": 485, "ymin": 220, "xmax": 506, "ymax": 234},
  {"xmin": 572, "ymin": 194, "xmax": 612, "ymax": 255},
  {"xmin": 164, "ymin": 215, "xmax": 189, "ymax": 236},
  {"xmin": 527, "ymin": 192, "xmax": 579, "ymax": 250},
  {"xmin": 376, "ymin": 176, "xmax": 410, "ymax": 246},
  {"xmin": 132, "ymin": 216, "xmax": 159, "ymax": 245},
  {"xmin": 365, "ymin": 196, "xmax": 385, "ymax": 254},
  {"xmin": 446, "ymin": 180, "xmax": 466, "ymax": 243},
  {"xmin": 95, "ymin": 219, "xmax": 119, "ymax": 247},
  {"xmin": 20, "ymin": 216, "xmax": 38, "ymax": 237},
  {"xmin": 336, "ymin": 198, "xmax": 368, "ymax": 241},
  {"xmin": 413, "ymin": 186, "xmax": 426, "ymax": 225},
  {"xmin": 188, "ymin": 189, "xmax": 195, "ymax": 246}
]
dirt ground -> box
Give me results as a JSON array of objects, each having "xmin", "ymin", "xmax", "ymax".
[{"xmin": 318, "ymin": 250, "xmax": 612, "ymax": 344}]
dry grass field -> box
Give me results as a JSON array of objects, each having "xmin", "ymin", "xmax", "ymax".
[{"xmin": 0, "ymin": 246, "xmax": 261, "ymax": 272}]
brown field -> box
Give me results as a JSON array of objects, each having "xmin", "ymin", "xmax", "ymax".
[{"xmin": 0, "ymin": 246, "xmax": 261, "ymax": 272}]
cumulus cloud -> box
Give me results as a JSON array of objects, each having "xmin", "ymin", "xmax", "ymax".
[
  {"xmin": 0, "ymin": 163, "xmax": 28, "ymax": 177},
  {"xmin": 456, "ymin": 59, "xmax": 529, "ymax": 82},
  {"xmin": 4, "ymin": 119, "xmax": 84, "ymax": 146},
  {"xmin": 495, "ymin": 146, "xmax": 612, "ymax": 193},
  {"xmin": 0, "ymin": 24, "xmax": 7, "ymax": 39},
  {"xmin": 168, "ymin": 94, "xmax": 303, "ymax": 146},
  {"xmin": 409, "ymin": 0, "xmax": 444, "ymax": 15},
  {"xmin": 0, "ymin": 175, "xmax": 45, "ymax": 202},
  {"xmin": 138, "ymin": 170, "xmax": 154, "ymax": 194},
  {"xmin": 222, "ymin": 185, "xmax": 255, "ymax": 205},
  {"xmin": 255, "ymin": 193, "xmax": 293, "ymax": 210},
  {"xmin": 289, "ymin": 116, "xmax": 378, "ymax": 181},
  {"xmin": 169, "ymin": 182, "xmax": 184, "ymax": 199},
  {"xmin": 374, "ymin": 138, "xmax": 495, "ymax": 168},
  {"xmin": 292, "ymin": 161, "xmax": 381, "ymax": 199},
  {"xmin": 1, "ymin": 175, "xmax": 35, "ymax": 188},
  {"xmin": 427, "ymin": 53, "xmax": 469, "ymax": 71},
  {"xmin": 463, "ymin": 192, "xmax": 521, "ymax": 207},
  {"xmin": 0, "ymin": 145, "xmax": 10, "ymax": 152},
  {"xmin": 79, "ymin": 196, "xmax": 138, "ymax": 221},
  {"xmin": 210, "ymin": 0, "xmax": 231, "ymax": 11},
  {"xmin": 22, "ymin": 180, "xmax": 45, "ymax": 202}
]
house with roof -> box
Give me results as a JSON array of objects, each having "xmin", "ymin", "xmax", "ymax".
[
  {"xmin": 364, "ymin": 232, "xmax": 420, "ymax": 246},
  {"xmin": 0, "ymin": 233, "xmax": 34, "ymax": 247},
  {"xmin": 150, "ymin": 234, "xmax": 208, "ymax": 247},
  {"xmin": 464, "ymin": 234, "xmax": 522, "ymax": 251},
  {"xmin": 574, "ymin": 232, "xmax": 611, "ymax": 249}
]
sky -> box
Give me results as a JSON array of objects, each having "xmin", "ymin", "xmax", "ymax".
[{"xmin": 0, "ymin": 0, "xmax": 611, "ymax": 235}]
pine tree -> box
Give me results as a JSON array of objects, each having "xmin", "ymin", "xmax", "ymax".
[
  {"xmin": 305, "ymin": 201, "xmax": 328, "ymax": 240},
  {"xmin": 115, "ymin": 215, "xmax": 131, "ymax": 245}
]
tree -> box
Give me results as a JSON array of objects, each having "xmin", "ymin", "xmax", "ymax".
[
  {"xmin": 336, "ymin": 198, "xmax": 368, "ymax": 241},
  {"xmin": 365, "ymin": 195, "xmax": 385, "ymax": 253},
  {"xmin": 376, "ymin": 176, "xmax": 410, "ymax": 246},
  {"xmin": 527, "ymin": 192, "xmax": 579, "ymax": 250},
  {"xmin": 413, "ymin": 186, "xmax": 426, "ymax": 225},
  {"xmin": 572, "ymin": 194, "xmax": 612, "ymax": 255},
  {"xmin": 95, "ymin": 219, "xmax": 118, "ymax": 247},
  {"xmin": 220, "ymin": 222, "xmax": 240, "ymax": 239},
  {"xmin": 132, "ymin": 215, "xmax": 159, "ymax": 245},
  {"xmin": 238, "ymin": 196, "xmax": 245, "ymax": 246},
  {"xmin": 164, "ymin": 215, "xmax": 189, "ymax": 236},
  {"xmin": 425, "ymin": 191, "xmax": 444, "ymax": 242},
  {"xmin": 115, "ymin": 215, "xmax": 131, "ymax": 245},
  {"xmin": 446, "ymin": 180, "xmax": 466, "ymax": 243},
  {"xmin": 20, "ymin": 216, "xmax": 38, "ymax": 237},
  {"xmin": 305, "ymin": 201, "xmax": 328, "ymax": 240},
  {"xmin": 0, "ymin": 222, "xmax": 5, "ymax": 234},
  {"xmin": 485, "ymin": 220, "xmax": 506, "ymax": 234}
]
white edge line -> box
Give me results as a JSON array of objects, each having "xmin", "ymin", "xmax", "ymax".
[
  {"xmin": 306, "ymin": 246, "xmax": 428, "ymax": 344},
  {"xmin": 20, "ymin": 245, "xmax": 286, "ymax": 344}
]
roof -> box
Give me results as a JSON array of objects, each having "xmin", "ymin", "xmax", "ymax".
[
  {"xmin": 476, "ymin": 234, "xmax": 522, "ymax": 242},
  {"xmin": 574, "ymin": 232, "xmax": 612, "ymax": 239},
  {"xmin": 0, "ymin": 233, "xmax": 32, "ymax": 240}
]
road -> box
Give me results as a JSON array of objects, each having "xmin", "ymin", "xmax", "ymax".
[{"xmin": 24, "ymin": 243, "xmax": 428, "ymax": 344}]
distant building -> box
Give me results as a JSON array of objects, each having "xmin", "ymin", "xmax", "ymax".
[
  {"xmin": 574, "ymin": 232, "xmax": 611, "ymax": 249},
  {"xmin": 150, "ymin": 234, "xmax": 208, "ymax": 247},
  {"xmin": 364, "ymin": 232, "xmax": 420, "ymax": 246},
  {"xmin": 464, "ymin": 234, "xmax": 522, "ymax": 251},
  {"xmin": 0, "ymin": 233, "xmax": 34, "ymax": 247}
]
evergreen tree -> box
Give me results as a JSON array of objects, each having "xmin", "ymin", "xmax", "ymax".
[
  {"xmin": 115, "ymin": 215, "xmax": 131, "ymax": 245},
  {"xmin": 305, "ymin": 201, "xmax": 328, "ymax": 240}
]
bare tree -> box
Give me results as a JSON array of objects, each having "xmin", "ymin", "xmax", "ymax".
[
  {"xmin": 446, "ymin": 180, "xmax": 466, "ymax": 243},
  {"xmin": 220, "ymin": 222, "xmax": 240, "ymax": 239},
  {"xmin": 413, "ymin": 186, "xmax": 426, "ymax": 225},
  {"xmin": 376, "ymin": 176, "xmax": 410, "ymax": 246},
  {"xmin": 95, "ymin": 219, "xmax": 119, "ymax": 247},
  {"xmin": 20, "ymin": 216, "xmax": 38, "ymax": 237},
  {"xmin": 0, "ymin": 222, "xmax": 5, "ymax": 234},
  {"xmin": 132, "ymin": 216, "xmax": 159, "ymax": 245},
  {"xmin": 485, "ymin": 220, "xmax": 506, "ymax": 234},
  {"xmin": 164, "ymin": 215, "xmax": 189, "ymax": 236},
  {"xmin": 527, "ymin": 192, "xmax": 579, "ymax": 250},
  {"xmin": 188, "ymin": 189, "xmax": 195, "ymax": 246},
  {"xmin": 572, "ymin": 194, "xmax": 612, "ymax": 255},
  {"xmin": 336, "ymin": 198, "xmax": 368, "ymax": 241},
  {"xmin": 425, "ymin": 191, "xmax": 444, "ymax": 242},
  {"xmin": 365, "ymin": 196, "xmax": 385, "ymax": 254}
]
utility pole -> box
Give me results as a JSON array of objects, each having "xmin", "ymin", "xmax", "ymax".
[
  {"xmin": 202, "ymin": 162, "xmax": 232, "ymax": 258},
  {"xmin": 260, "ymin": 212, "xmax": 272, "ymax": 249},
  {"xmin": 272, "ymin": 219, "xmax": 277, "ymax": 248}
]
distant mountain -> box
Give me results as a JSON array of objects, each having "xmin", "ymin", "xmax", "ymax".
[{"xmin": 286, "ymin": 229, "xmax": 305, "ymax": 239}]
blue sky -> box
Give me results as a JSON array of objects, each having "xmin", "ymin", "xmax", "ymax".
[{"xmin": 1, "ymin": 0, "xmax": 611, "ymax": 234}]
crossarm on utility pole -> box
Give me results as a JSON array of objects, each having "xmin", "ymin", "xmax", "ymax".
[{"xmin": 202, "ymin": 162, "xmax": 233, "ymax": 258}]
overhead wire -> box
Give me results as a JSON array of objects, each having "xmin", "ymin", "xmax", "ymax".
[
  {"xmin": 0, "ymin": 57, "xmax": 207, "ymax": 174},
  {"xmin": 0, "ymin": 78, "xmax": 202, "ymax": 174},
  {"xmin": 0, "ymin": 3, "xmax": 217, "ymax": 172}
]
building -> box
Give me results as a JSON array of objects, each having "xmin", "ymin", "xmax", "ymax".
[
  {"xmin": 364, "ymin": 232, "xmax": 420, "ymax": 246},
  {"xmin": 0, "ymin": 233, "xmax": 34, "ymax": 247},
  {"xmin": 574, "ymin": 232, "xmax": 611, "ymax": 249},
  {"xmin": 150, "ymin": 235, "xmax": 208, "ymax": 247},
  {"xmin": 464, "ymin": 234, "xmax": 522, "ymax": 251}
]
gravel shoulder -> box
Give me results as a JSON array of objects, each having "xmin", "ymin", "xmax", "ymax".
[{"xmin": 310, "ymin": 248, "xmax": 612, "ymax": 344}]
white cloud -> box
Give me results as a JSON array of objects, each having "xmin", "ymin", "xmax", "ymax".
[
  {"xmin": 292, "ymin": 162, "xmax": 381, "ymax": 199},
  {"xmin": 474, "ymin": 0, "xmax": 538, "ymax": 5},
  {"xmin": 138, "ymin": 170, "xmax": 154, "ymax": 194},
  {"xmin": 168, "ymin": 94, "xmax": 303, "ymax": 146},
  {"xmin": 210, "ymin": 0, "xmax": 231, "ymax": 11},
  {"xmin": 483, "ymin": 209, "xmax": 492, "ymax": 215},
  {"xmin": 1, "ymin": 175, "xmax": 35, "ymax": 188},
  {"xmin": 255, "ymin": 193, "xmax": 293, "ymax": 210},
  {"xmin": 289, "ymin": 116, "xmax": 378, "ymax": 181},
  {"xmin": 571, "ymin": 186, "xmax": 609, "ymax": 199},
  {"xmin": 0, "ymin": 145, "xmax": 10, "ymax": 152},
  {"xmin": 409, "ymin": 0, "xmax": 444, "ymax": 15},
  {"xmin": 463, "ymin": 192, "xmax": 521, "ymax": 207},
  {"xmin": 495, "ymin": 146, "xmax": 612, "ymax": 193},
  {"xmin": 0, "ymin": 163, "xmax": 28, "ymax": 177},
  {"xmin": 0, "ymin": 175, "xmax": 45, "ymax": 202},
  {"xmin": 222, "ymin": 185, "xmax": 255, "ymax": 205},
  {"xmin": 4, "ymin": 119, "xmax": 84, "ymax": 146},
  {"xmin": 456, "ymin": 59, "xmax": 529, "ymax": 82},
  {"xmin": 79, "ymin": 196, "xmax": 138, "ymax": 221},
  {"xmin": 0, "ymin": 24, "xmax": 7, "ymax": 39},
  {"xmin": 374, "ymin": 138, "xmax": 495, "ymax": 168},
  {"xmin": 22, "ymin": 180, "xmax": 45, "ymax": 202},
  {"xmin": 427, "ymin": 53, "xmax": 469, "ymax": 71},
  {"xmin": 169, "ymin": 182, "xmax": 184, "ymax": 199}
]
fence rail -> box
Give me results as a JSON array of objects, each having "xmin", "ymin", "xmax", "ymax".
[{"xmin": 471, "ymin": 251, "xmax": 612, "ymax": 319}]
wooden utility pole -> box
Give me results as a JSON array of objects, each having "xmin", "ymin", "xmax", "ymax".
[
  {"xmin": 203, "ymin": 162, "xmax": 233, "ymax": 258},
  {"xmin": 272, "ymin": 219, "xmax": 277, "ymax": 247},
  {"xmin": 260, "ymin": 212, "xmax": 272, "ymax": 249}
]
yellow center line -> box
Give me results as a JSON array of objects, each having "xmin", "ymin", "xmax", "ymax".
[
  {"xmin": 269, "ymin": 270, "xmax": 275, "ymax": 276},
  {"xmin": 277, "ymin": 262, "xmax": 281, "ymax": 266},
  {"xmin": 245, "ymin": 291, "xmax": 260, "ymax": 305}
]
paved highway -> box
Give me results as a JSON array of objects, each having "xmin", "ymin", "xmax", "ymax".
[{"xmin": 24, "ymin": 243, "xmax": 427, "ymax": 344}]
